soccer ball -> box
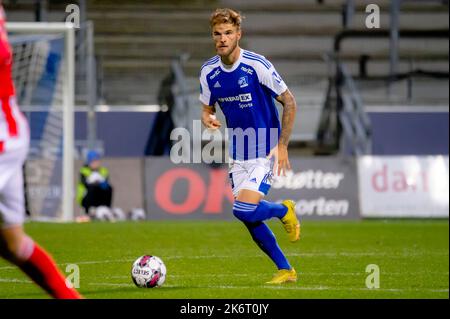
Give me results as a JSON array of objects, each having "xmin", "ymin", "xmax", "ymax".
[{"xmin": 131, "ymin": 255, "xmax": 166, "ymax": 288}]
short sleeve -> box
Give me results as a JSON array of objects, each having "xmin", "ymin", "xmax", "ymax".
[
  {"xmin": 199, "ymin": 72, "xmax": 214, "ymax": 106},
  {"xmin": 258, "ymin": 65, "xmax": 288, "ymax": 98}
]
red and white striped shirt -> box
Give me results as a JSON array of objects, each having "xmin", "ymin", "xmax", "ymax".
[
  {"xmin": 0, "ymin": 5, "xmax": 14, "ymax": 98},
  {"xmin": 0, "ymin": 5, "xmax": 26, "ymax": 154}
]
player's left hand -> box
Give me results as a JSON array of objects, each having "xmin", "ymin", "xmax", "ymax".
[
  {"xmin": 276, "ymin": 144, "xmax": 291, "ymax": 176},
  {"xmin": 267, "ymin": 144, "xmax": 291, "ymax": 176}
]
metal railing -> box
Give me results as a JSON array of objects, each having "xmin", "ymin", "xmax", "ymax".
[
  {"xmin": 316, "ymin": 0, "xmax": 449, "ymax": 155},
  {"xmin": 341, "ymin": 0, "xmax": 449, "ymax": 89},
  {"xmin": 75, "ymin": 20, "xmax": 101, "ymax": 149},
  {"xmin": 337, "ymin": 62, "xmax": 372, "ymax": 155},
  {"xmin": 317, "ymin": 53, "xmax": 372, "ymax": 156},
  {"xmin": 170, "ymin": 53, "xmax": 192, "ymax": 132}
]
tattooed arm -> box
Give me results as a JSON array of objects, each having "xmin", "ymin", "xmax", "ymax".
[{"xmin": 270, "ymin": 89, "xmax": 297, "ymax": 176}]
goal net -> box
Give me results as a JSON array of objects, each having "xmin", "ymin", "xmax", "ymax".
[{"xmin": 6, "ymin": 22, "xmax": 75, "ymax": 222}]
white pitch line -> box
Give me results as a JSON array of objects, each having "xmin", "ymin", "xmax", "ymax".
[
  {"xmin": 106, "ymin": 271, "xmax": 449, "ymax": 280},
  {"xmin": 0, "ymin": 258, "xmax": 135, "ymax": 271},
  {"xmin": 0, "ymin": 251, "xmax": 447, "ymax": 271},
  {"xmin": 87, "ymin": 282, "xmax": 449, "ymax": 293},
  {"xmin": 1, "ymin": 277, "xmax": 447, "ymax": 294},
  {"xmin": 0, "ymin": 266, "xmax": 17, "ymax": 270},
  {"xmin": 87, "ymin": 282, "xmax": 131, "ymax": 288},
  {"xmin": 163, "ymin": 251, "xmax": 449, "ymax": 259},
  {"xmin": 0, "ymin": 278, "xmax": 32, "ymax": 284},
  {"xmin": 1, "ymin": 271, "xmax": 447, "ymax": 284}
]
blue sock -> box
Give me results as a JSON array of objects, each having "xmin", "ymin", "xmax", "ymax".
[
  {"xmin": 233, "ymin": 200, "xmax": 287, "ymax": 223},
  {"xmin": 259, "ymin": 200, "xmax": 288, "ymax": 219},
  {"xmin": 244, "ymin": 221, "xmax": 291, "ymax": 270},
  {"xmin": 232, "ymin": 201, "xmax": 291, "ymax": 270}
]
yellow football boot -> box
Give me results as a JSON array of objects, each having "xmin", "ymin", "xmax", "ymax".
[
  {"xmin": 281, "ymin": 199, "xmax": 300, "ymax": 242},
  {"xmin": 266, "ymin": 268, "xmax": 297, "ymax": 284}
]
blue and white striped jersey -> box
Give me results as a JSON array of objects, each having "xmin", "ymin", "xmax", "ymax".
[{"xmin": 199, "ymin": 49, "xmax": 288, "ymax": 160}]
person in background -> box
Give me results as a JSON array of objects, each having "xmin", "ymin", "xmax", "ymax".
[{"xmin": 76, "ymin": 150, "xmax": 114, "ymax": 217}]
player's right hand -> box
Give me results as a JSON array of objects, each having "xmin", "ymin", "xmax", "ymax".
[{"xmin": 204, "ymin": 114, "xmax": 222, "ymax": 130}]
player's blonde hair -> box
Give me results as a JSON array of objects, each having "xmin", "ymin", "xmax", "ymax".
[{"xmin": 210, "ymin": 8, "xmax": 243, "ymax": 29}]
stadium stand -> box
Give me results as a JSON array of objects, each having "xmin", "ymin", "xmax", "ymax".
[{"xmin": 4, "ymin": 0, "xmax": 449, "ymax": 155}]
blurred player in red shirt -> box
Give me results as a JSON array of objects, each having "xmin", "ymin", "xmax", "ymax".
[{"xmin": 0, "ymin": 2, "xmax": 81, "ymax": 299}]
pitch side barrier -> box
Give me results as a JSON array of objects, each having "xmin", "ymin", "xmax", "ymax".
[
  {"xmin": 40, "ymin": 155, "xmax": 447, "ymax": 222},
  {"xmin": 357, "ymin": 155, "xmax": 449, "ymax": 218},
  {"xmin": 143, "ymin": 156, "xmax": 360, "ymax": 221},
  {"xmin": 141, "ymin": 155, "xmax": 448, "ymax": 220}
]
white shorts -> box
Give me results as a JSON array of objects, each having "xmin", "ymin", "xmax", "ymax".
[
  {"xmin": 228, "ymin": 157, "xmax": 275, "ymax": 198},
  {"xmin": 0, "ymin": 97, "xmax": 29, "ymax": 228}
]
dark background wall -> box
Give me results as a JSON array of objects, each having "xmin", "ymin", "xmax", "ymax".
[
  {"xmin": 75, "ymin": 112, "xmax": 156, "ymax": 157},
  {"xmin": 368, "ymin": 112, "xmax": 449, "ymax": 155},
  {"xmin": 71, "ymin": 111, "xmax": 449, "ymax": 157}
]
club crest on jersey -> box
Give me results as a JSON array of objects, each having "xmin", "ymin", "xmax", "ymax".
[{"xmin": 238, "ymin": 76, "xmax": 249, "ymax": 88}]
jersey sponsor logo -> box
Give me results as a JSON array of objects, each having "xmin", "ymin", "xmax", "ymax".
[
  {"xmin": 214, "ymin": 81, "xmax": 221, "ymax": 88},
  {"xmin": 209, "ymin": 69, "xmax": 221, "ymax": 80},
  {"xmin": 239, "ymin": 93, "xmax": 252, "ymax": 102},
  {"xmin": 218, "ymin": 95, "xmax": 239, "ymax": 103},
  {"xmin": 239, "ymin": 103, "xmax": 253, "ymax": 109},
  {"xmin": 240, "ymin": 66, "xmax": 254, "ymax": 75},
  {"xmin": 218, "ymin": 93, "xmax": 252, "ymax": 103},
  {"xmin": 238, "ymin": 76, "xmax": 249, "ymax": 88}
]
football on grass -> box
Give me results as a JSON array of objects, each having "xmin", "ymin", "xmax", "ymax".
[{"xmin": 131, "ymin": 255, "xmax": 166, "ymax": 288}]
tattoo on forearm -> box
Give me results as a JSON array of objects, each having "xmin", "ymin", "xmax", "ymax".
[{"xmin": 279, "ymin": 94, "xmax": 297, "ymax": 147}]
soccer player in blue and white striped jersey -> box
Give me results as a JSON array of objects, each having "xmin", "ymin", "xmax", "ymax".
[{"xmin": 199, "ymin": 8, "xmax": 301, "ymax": 284}]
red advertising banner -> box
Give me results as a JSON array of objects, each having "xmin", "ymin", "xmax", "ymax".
[{"xmin": 144, "ymin": 157, "xmax": 360, "ymax": 220}]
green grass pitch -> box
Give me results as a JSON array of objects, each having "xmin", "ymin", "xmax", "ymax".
[{"xmin": 0, "ymin": 219, "xmax": 448, "ymax": 299}]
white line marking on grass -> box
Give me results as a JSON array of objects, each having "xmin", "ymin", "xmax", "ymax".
[
  {"xmin": 3, "ymin": 277, "xmax": 445, "ymax": 294},
  {"xmin": 88, "ymin": 282, "xmax": 183, "ymax": 289},
  {"xmin": 0, "ymin": 266, "xmax": 15, "ymax": 270},
  {"xmin": 0, "ymin": 278, "xmax": 32, "ymax": 284},
  {"xmin": 0, "ymin": 259, "xmax": 136, "ymax": 271},
  {"xmin": 87, "ymin": 282, "xmax": 449, "ymax": 293},
  {"xmin": 122, "ymin": 251, "xmax": 448, "ymax": 261},
  {"xmin": 106, "ymin": 271, "xmax": 449, "ymax": 280},
  {"xmin": 286, "ymin": 252, "xmax": 449, "ymax": 258},
  {"xmin": 88, "ymin": 282, "xmax": 131, "ymax": 287},
  {"xmin": 0, "ymin": 252, "xmax": 448, "ymax": 270},
  {"xmin": 59, "ymin": 259, "xmax": 135, "ymax": 266},
  {"xmin": 259, "ymin": 286, "xmax": 450, "ymax": 293},
  {"xmin": 180, "ymin": 285, "xmax": 450, "ymax": 293},
  {"xmin": 0, "ymin": 250, "xmax": 447, "ymax": 271}
]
